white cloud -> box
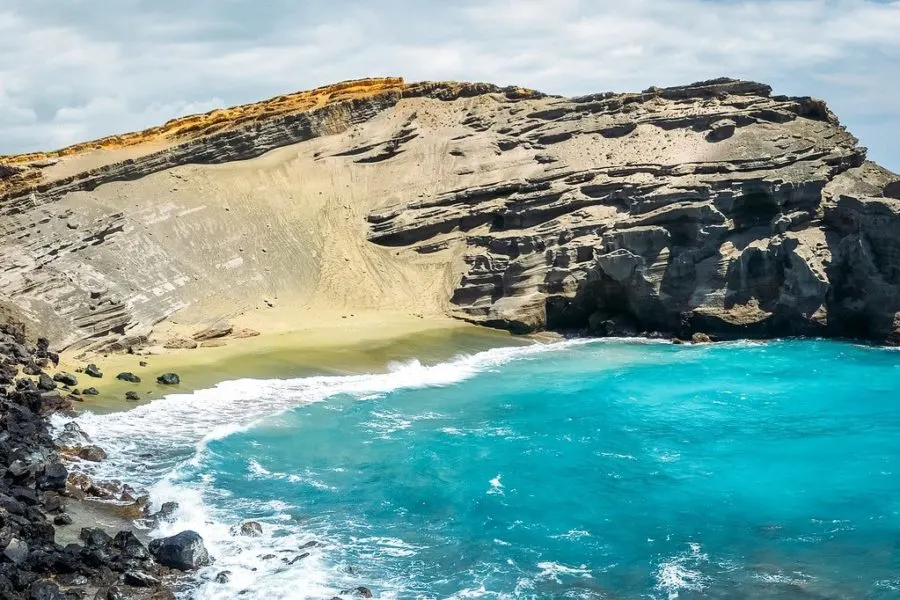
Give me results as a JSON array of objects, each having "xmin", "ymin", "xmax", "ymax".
[{"xmin": 0, "ymin": 0, "xmax": 898, "ymax": 169}]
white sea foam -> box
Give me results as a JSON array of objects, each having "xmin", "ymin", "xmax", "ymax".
[
  {"xmin": 487, "ymin": 474, "xmax": 503, "ymax": 495},
  {"xmin": 654, "ymin": 543, "xmax": 709, "ymax": 600},
  {"xmin": 551, "ymin": 529, "xmax": 591, "ymax": 540},
  {"xmin": 247, "ymin": 459, "xmax": 270, "ymax": 477},
  {"xmin": 64, "ymin": 338, "xmax": 594, "ymax": 599},
  {"xmin": 536, "ymin": 561, "xmax": 593, "ymax": 582}
]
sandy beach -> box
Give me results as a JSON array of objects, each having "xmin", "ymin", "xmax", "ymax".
[{"xmin": 59, "ymin": 311, "xmax": 527, "ymax": 413}]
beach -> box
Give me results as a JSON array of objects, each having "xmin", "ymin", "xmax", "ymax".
[{"xmin": 60, "ymin": 312, "xmax": 526, "ymax": 413}]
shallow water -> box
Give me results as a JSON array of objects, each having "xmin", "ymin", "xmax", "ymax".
[{"xmin": 71, "ymin": 339, "xmax": 900, "ymax": 599}]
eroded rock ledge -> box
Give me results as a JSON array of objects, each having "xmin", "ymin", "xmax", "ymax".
[
  {"xmin": 366, "ymin": 78, "xmax": 900, "ymax": 342},
  {"xmin": 1, "ymin": 76, "xmax": 899, "ymax": 348}
]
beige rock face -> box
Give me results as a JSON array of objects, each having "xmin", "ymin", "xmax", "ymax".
[{"xmin": 1, "ymin": 77, "xmax": 899, "ymax": 349}]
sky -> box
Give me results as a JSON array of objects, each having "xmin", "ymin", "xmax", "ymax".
[{"xmin": 1, "ymin": 0, "xmax": 898, "ymax": 171}]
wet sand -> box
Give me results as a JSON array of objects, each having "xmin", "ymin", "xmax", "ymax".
[{"xmin": 60, "ymin": 315, "xmax": 527, "ymax": 414}]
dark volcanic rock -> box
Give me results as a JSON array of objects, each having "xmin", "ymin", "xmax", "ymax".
[
  {"xmin": 82, "ymin": 387, "xmax": 99, "ymax": 396},
  {"xmin": 84, "ymin": 364, "xmax": 102, "ymax": 378},
  {"xmin": 113, "ymin": 531, "xmax": 150, "ymax": 560},
  {"xmin": 22, "ymin": 363, "xmax": 42, "ymax": 376},
  {"xmin": 26, "ymin": 581, "xmax": 63, "ymax": 600},
  {"xmin": 123, "ymin": 570, "xmax": 160, "ymax": 587},
  {"xmin": 236, "ymin": 521, "xmax": 262, "ymax": 537},
  {"xmin": 37, "ymin": 462, "xmax": 68, "ymax": 491},
  {"xmin": 51, "ymin": 372, "xmax": 77, "ymax": 386},
  {"xmin": 148, "ymin": 531, "xmax": 210, "ymax": 570},
  {"xmin": 75, "ymin": 445, "xmax": 108, "ymax": 462},
  {"xmin": 80, "ymin": 527, "xmax": 113, "ymax": 548},
  {"xmin": 115, "ymin": 372, "xmax": 141, "ymax": 383},
  {"xmin": 36, "ymin": 373, "xmax": 56, "ymax": 392},
  {"xmin": 3, "ymin": 538, "xmax": 29, "ymax": 564},
  {"xmin": 124, "ymin": 391, "xmax": 140, "ymax": 401},
  {"xmin": 155, "ymin": 373, "xmax": 180, "ymax": 385}
]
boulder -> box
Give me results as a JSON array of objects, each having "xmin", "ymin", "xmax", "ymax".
[
  {"xmin": 52, "ymin": 372, "xmax": 78, "ymax": 386},
  {"xmin": 148, "ymin": 530, "xmax": 210, "ymax": 570},
  {"xmin": 125, "ymin": 391, "xmax": 140, "ymax": 401},
  {"xmin": 147, "ymin": 501, "xmax": 179, "ymax": 523},
  {"xmin": 341, "ymin": 587, "xmax": 374, "ymax": 598},
  {"xmin": 285, "ymin": 552, "xmax": 309, "ymax": 564},
  {"xmin": 235, "ymin": 521, "xmax": 263, "ymax": 537},
  {"xmin": 22, "ymin": 362, "xmax": 42, "ymax": 376},
  {"xmin": 214, "ymin": 571, "xmax": 231, "ymax": 584},
  {"xmin": 56, "ymin": 421, "xmax": 91, "ymax": 447},
  {"xmin": 123, "ymin": 571, "xmax": 160, "ymax": 587},
  {"xmin": 100, "ymin": 587, "xmax": 125, "ymax": 600},
  {"xmin": 37, "ymin": 462, "xmax": 68, "ymax": 491},
  {"xmin": 691, "ymin": 332, "xmax": 713, "ymax": 344},
  {"xmin": 80, "ymin": 527, "xmax": 112, "ymax": 548},
  {"xmin": 82, "ymin": 387, "xmax": 100, "ymax": 395},
  {"xmin": 27, "ymin": 580, "xmax": 63, "ymax": 600},
  {"xmin": 85, "ymin": 364, "xmax": 103, "ymax": 378},
  {"xmin": 113, "ymin": 531, "xmax": 150, "ymax": 560},
  {"xmin": 36, "ymin": 373, "xmax": 56, "ymax": 391},
  {"xmin": 116, "ymin": 372, "xmax": 141, "ymax": 383},
  {"xmin": 77, "ymin": 445, "xmax": 108, "ymax": 462},
  {"xmin": 53, "ymin": 514, "xmax": 73, "ymax": 526},
  {"xmin": 156, "ymin": 373, "xmax": 180, "ymax": 385},
  {"xmin": 162, "ymin": 338, "xmax": 198, "ymax": 350},
  {"xmin": 15, "ymin": 377, "xmax": 37, "ymax": 392},
  {"xmin": 3, "ymin": 538, "xmax": 28, "ymax": 564},
  {"xmin": 192, "ymin": 324, "xmax": 233, "ymax": 341}
]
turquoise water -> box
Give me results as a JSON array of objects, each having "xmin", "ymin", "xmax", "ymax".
[{"xmin": 75, "ymin": 340, "xmax": 900, "ymax": 599}]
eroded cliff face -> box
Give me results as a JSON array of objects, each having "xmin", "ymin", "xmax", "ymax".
[{"xmin": 1, "ymin": 77, "xmax": 899, "ymax": 349}]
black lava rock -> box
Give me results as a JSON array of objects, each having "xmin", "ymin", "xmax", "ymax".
[
  {"xmin": 84, "ymin": 364, "xmax": 103, "ymax": 378},
  {"xmin": 51, "ymin": 372, "xmax": 78, "ymax": 387},
  {"xmin": 148, "ymin": 531, "xmax": 210, "ymax": 570},
  {"xmin": 115, "ymin": 372, "xmax": 141, "ymax": 383},
  {"xmin": 123, "ymin": 570, "xmax": 160, "ymax": 587},
  {"xmin": 113, "ymin": 531, "xmax": 149, "ymax": 560},
  {"xmin": 36, "ymin": 374, "xmax": 56, "ymax": 392},
  {"xmin": 27, "ymin": 580, "xmax": 63, "ymax": 600},
  {"xmin": 22, "ymin": 363, "xmax": 42, "ymax": 376},
  {"xmin": 156, "ymin": 373, "xmax": 180, "ymax": 385},
  {"xmin": 36, "ymin": 463, "xmax": 67, "ymax": 491},
  {"xmin": 80, "ymin": 527, "xmax": 112, "ymax": 548}
]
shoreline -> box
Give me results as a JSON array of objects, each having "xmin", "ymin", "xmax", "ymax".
[
  {"xmin": 21, "ymin": 323, "xmax": 887, "ymax": 599},
  {"xmin": 61, "ymin": 314, "xmax": 528, "ymax": 414},
  {"xmin": 0, "ymin": 328, "xmax": 190, "ymax": 600},
  {"xmin": 45, "ymin": 317, "xmax": 533, "ymax": 598}
]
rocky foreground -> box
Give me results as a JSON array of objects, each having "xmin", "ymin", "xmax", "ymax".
[
  {"xmin": 1, "ymin": 77, "xmax": 899, "ymax": 351},
  {"xmin": 0, "ymin": 323, "xmax": 213, "ymax": 600},
  {"xmin": 0, "ymin": 321, "xmax": 380, "ymax": 599}
]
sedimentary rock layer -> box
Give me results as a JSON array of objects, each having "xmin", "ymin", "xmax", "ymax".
[{"xmin": 2, "ymin": 77, "xmax": 899, "ymax": 347}]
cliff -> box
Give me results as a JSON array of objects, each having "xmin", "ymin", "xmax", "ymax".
[{"xmin": 1, "ymin": 76, "xmax": 899, "ymax": 350}]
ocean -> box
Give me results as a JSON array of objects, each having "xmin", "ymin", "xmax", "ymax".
[{"xmin": 68, "ymin": 339, "xmax": 900, "ymax": 599}]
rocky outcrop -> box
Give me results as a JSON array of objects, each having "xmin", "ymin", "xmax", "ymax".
[
  {"xmin": 147, "ymin": 531, "xmax": 209, "ymax": 571},
  {"xmin": 1, "ymin": 76, "xmax": 899, "ymax": 346},
  {"xmin": 366, "ymin": 78, "xmax": 900, "ymax": 342},
  {"xmin": 0, "ymin": 325, "xmax": 188, "ymax": 599}
]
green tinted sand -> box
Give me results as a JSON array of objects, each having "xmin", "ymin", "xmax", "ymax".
[{"xmin": 62, "ymin": 320, "xmax": 525, "ymax": 414}]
